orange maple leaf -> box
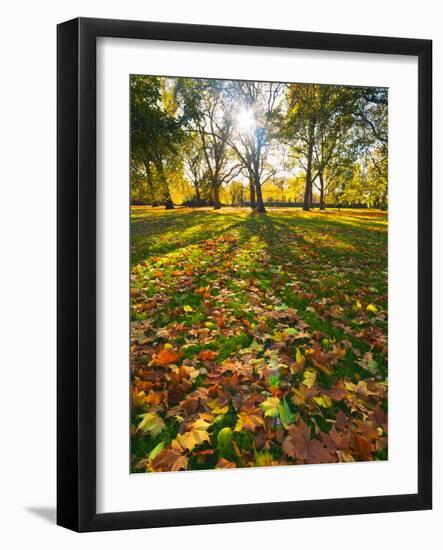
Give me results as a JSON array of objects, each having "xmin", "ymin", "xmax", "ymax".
[
  {"xmin": 153, "ymin": 347, "xmax": 181, "ymax": 366},
  {"xmin": 200, "ymin": 350, "xmax": 218, "ymax": 361}
]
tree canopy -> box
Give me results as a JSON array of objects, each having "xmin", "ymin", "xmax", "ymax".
[{"xmin": 131, "ymin": 76, "xmax": 388, "ymax": 211}]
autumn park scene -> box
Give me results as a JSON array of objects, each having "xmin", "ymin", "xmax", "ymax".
[{"xmin": 130, "ymin": 76, "xmax": 388, "ymax": 473}]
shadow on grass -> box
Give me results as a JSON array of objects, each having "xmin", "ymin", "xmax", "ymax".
[
  {"xmin": 131, "ymin": 210, "xmax": 246, "ymax": 266},
  {"xmin": 237, "ymin": 211, "xmax": 385, "ymax": 268},
  {"xmin": 130, "ymin": 207, "xmax": 387, "ymax": 276}
]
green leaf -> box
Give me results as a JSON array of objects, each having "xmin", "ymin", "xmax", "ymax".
[
  {"xmin": 278, "ymin": 398, "xmax": 295, "ymax": 428},
  {"xmin": 268, "ymin": 374, "xmax": 281, "ymax": 389},
  {"xmin": 148, "ymin": 441, "xmax": 165, "ymax": 460},
  {"xmin": 217, "ymin": 427, "xmax": 233, "ymax": 450}
]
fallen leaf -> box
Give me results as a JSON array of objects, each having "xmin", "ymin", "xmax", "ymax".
[
  {"xmin": 200, "ymin": 350, "xmax": 218, "ymax": 361},
  {"xmin": 302, "ymin": 368, "xmax": 317, "ymax": 388},
  {"xmin": 177, "ymin": 419, "xmax": 211, "ymax": 451},
  {"xmin": 313, "ymin": 394, "xmax": 332, "ymax": 408},
  {"xmin": 216, "ymin": 457, "xmax": 237, "ymax": 469},
  {"xmin": 153, "ymin": 347, "xmax": 181, "ymax": 366},
  {"xmin": 261, "ymin": 397, "xmax": 280, "ymax": 418},
  {"xmin": 151, "ymin": 440, "xmax": 189, "ymax": 471},
  {"xmin": 235, "ymin": 409, "xmax": 265, "ymax": 432},
  {"xmin": 137, "ymin": 412, "xmax": 166, "ymax": 436},
  {"xmin": 278, "ymin": 398, "xmax": 295, "ymax": 428},
  {"xmin": 283, "ymin": 421, "xmax": 336, "ymax": 463}
]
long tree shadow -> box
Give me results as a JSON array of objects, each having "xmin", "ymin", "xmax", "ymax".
[
  {"xmin": 131, "ymin": 209, "xmax": 247, "ymax": 266},
  {"xmin": 233, "ymin": 212, "xmax": 387, "ymax": 368},
  {"xmin": 236, "ymin": 211, "xmax": 387, "ymax": 301}
]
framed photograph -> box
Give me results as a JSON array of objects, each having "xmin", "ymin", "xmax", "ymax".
[{"xmin": 57, "ymin": 17, "xmax": 432, "ymax": 532}]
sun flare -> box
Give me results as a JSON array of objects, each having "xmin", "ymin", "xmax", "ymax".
[{"xmin": 235, "ymin": 108, "xmax": 255, "ymax": 132}]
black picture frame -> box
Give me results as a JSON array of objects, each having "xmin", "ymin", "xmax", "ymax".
[{"xmin": 57, "ymin": 17, "xmax": 432, "ymax": 532}]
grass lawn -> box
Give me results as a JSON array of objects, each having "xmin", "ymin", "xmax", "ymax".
[{"xmin": 130, "ymin": 207, "xmax": 388, "ymax": 472}]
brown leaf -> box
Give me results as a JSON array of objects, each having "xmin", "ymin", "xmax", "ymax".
[
  {"xmin": 354, "ymin": 434, "xmax": 373, "ymax": 460},
  {"xmin": 216, "ymin": 458, "xmax": 237, "ymax": 469},
  {"xmin": 151, "ymin": 441, "xmax": 189, "ymax": 472},
  {"xmin": 283, "ymin": 421, "xmax": 336, "ymax": 464}
]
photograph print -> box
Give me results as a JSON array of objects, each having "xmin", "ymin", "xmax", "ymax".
[{"xmin": 130, "ymin": 75, "xmax": 388, "ymax": 473}]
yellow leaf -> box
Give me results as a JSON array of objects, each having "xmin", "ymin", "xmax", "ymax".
[
  {"xmin": 176, "ymin": 419, "xmax": 211, "ymax": 451},
  {"xmin": 366, "ymin": 304, "xmax": 378, "ymax": 313},
  {"xmin": 183, "ymin": 305, "xmax": 194, "ymax": 312},
  {"xmin": 355, "ymin": 300, "xmax": 362, "ymax": 309},
  {"xmin": 164, "ymin": 343, "xmax": 173, "ymax": 350},
  {"xmin": 261, "ymin": 397, "xmax": 280, "ymax": 418},
  {"xmin": 295, "ymin": 347, "xmax": 304, "ymax": 364},
  {"xmin": 132, "ymin": 390, "xmax": 146, "ymax": 407},
  {"xmin": 207, "ymin": 398, "xmax": 229, "ymax": 414},
  {"xmin": 137, "ymin": 413, "xmax": 166, "ymax": 436},
  {"xmin": 254, "ymin": 449, "xmax": 275, "ymax": 467},
  {"xmin": 302, "ymin": 368, "xmax": 317, "ymax": 388},
  {"xmin": 234, "ymin": 410, "xmax": 264, "ymax": 432},
  {"xmin": 313, "ymin": 394, "xmax": 332, "ymax": 408}
]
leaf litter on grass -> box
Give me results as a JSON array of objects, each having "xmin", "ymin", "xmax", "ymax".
[{"xmin": 130, "ymin": 207, "xmax": 388, "ymax": 473}]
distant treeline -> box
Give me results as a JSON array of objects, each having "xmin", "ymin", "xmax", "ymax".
[{"xmin": 132, "ymin": 199, "xmax": 378, "ymax": 210}]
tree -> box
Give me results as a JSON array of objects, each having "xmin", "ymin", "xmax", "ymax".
[
  {"xmin": 352, "ymin": 88, "xmax": 388, "ymax": 208},
  {"xmin": 131, "ymin": 76, "xmax": 199, "ymax": 209},
  {"xmin": 310, "ymin": 87, "xmax": 357, "ymax": 209},
  {"xmin": 183, "ymin": 139, "xmax": 210, "ymax": 205},
  {"xmin": 225, "ymin": 81, "xmax": 283, "ymax": 212},
  {"xmin": 228, "ymin": 180, "xmax": 246, "ymax": 206},
  {"xmin": 183, "ymin": 80, "xmax": 241, "ymax": 209},
  {"xmin": 284, "ymin": 84, "xmax": 323, "ymax": 211},
  {"xmin": 284, "ymin": 84, "xmax": 387, "ymax": 210}
]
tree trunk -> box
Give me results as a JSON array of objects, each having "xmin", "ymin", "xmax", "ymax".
[
  {"xmin": 303, "ymin": 118, "xmax": 315, "ymax": 211},
  {"xmin": 319, "ymin": 172, "xmax": 325, "ymax": 210},
  {"xmin": 212, "ymin": 181, "xmax": 221, "ymax": 209},
  {"xmin": 254, "ymin": 174, "xmax": 266, "ymax": 213},
  {"xmin": 143, "ymin": 160, "xmax": 154, "ymax": 204},
  {"xmin": 194, "ymin": 182, "xmax": 201, "ymax": 203},
  {"xmin": 155, "ymin": 159, "xmax": 174, "ymax": 209},
  {"xmin": 303, "ymin": 154, "xmax": 313, "ymax": 211},
  {"xmin": 249, "ymin": 179, "xmax": 256, "ymax": 210}
]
